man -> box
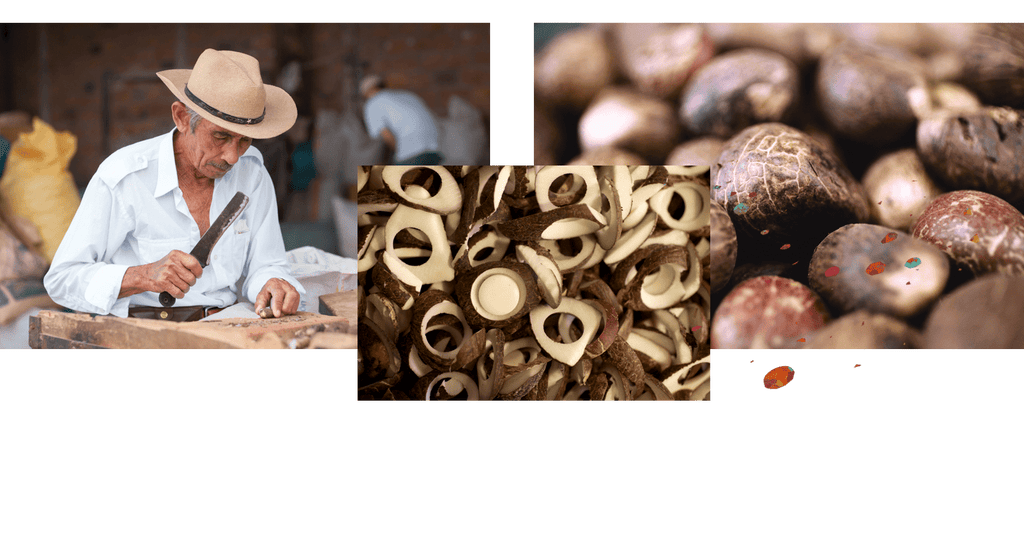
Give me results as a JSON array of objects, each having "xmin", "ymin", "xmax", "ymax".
[
  {"xmin": 360, "ymin": 74, "xmax": 443, "ymax": 165},
  {"xmin": 44, "ymin": 49, "xmax": 303, "ymax": 321}
]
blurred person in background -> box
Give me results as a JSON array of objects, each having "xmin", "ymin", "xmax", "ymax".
[{"xmin": 360, "ymin": 74, "xmax": 443, "ymax": 165}]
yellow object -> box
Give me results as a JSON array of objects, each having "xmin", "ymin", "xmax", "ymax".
[{"xmin": 0, "ymin": 117, "xmax": 81, "ymax": 263}]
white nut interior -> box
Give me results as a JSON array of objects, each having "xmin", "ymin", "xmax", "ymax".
[{"xmin": 470, "ymin": 267, "xmax": 528, "ymax": 321}]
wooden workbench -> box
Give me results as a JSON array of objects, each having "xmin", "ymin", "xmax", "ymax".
[{"xmin": 29, "ymin": 291, "xmax": 358, "ymax": 349}]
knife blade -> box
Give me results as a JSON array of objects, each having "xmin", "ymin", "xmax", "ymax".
[{"xmin": 159, "ymin": 191, "xmax": 250, "ymax": 307}]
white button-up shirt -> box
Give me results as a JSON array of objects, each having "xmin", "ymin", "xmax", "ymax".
[
  {"xmin": 44, "ymin": 129, "xmax": 303, "ymax": 317},
  {"xmin": 363, "ymin": 89, "xmax": 440, "ymax": 162}
]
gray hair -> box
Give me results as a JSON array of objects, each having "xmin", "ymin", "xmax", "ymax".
[{"xmin": 182, "ymin": 103, "xmax": 203, "ymax": 133}]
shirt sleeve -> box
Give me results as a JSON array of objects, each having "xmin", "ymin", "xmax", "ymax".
[
  {"xmin": 43, "ymin": 177, "xmax": 135, "ymax": 317},
  {"xmin": 240, "ymin": 166, "xmax": 305, "ymax": 303}
]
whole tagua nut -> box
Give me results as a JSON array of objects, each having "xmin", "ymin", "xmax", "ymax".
[
  {"xmin": 808, "ymin": 223, "xmax": 949, "ymax": 318},
  {"xmin": 916, "ymin": 106, "xmax": 1024, "ymax": 207},
  {"xmin": 665, "ymin": 136, "xmax": 724, "ymax": 167},
  {"xmin": 534, "ymin": 25, "xmax": 617, "ymax": 112},
  {"xmin": 680, "ymin": 48, "xmax": 800, "ymax": 139},
  {"xmin": 861, "ymin": 149, "xmax": 944, "ymax": 231},
  {"xmin": 924, "ymin": 274, "xmax": 1024, "ymax": 348},
  {"xmin": 578, "ymin": 87, "xmax": 682, "ymax": 162},
  {"xmin": 711, "ymin": 275, "xmax": 831, "ymax": 349},
  {"xmin": 711, "ymin": 123, "xmax": 870, "ymax": 255},
  {"xmin": 703, "ymin": 23, "xmax": 836, "ymax": 67},
  {"xmin": 960, "ymin": 23, "xmax": 1024, "ymax": 109},
  {"xmin": 912, "ymin": 190, "xmax": 1024, "ymax": 277},
  {"xmin": 710, "ymin": 199, "xmax": 737, "ymax": 292},
  {"xmin": 802, "ymin": 310, "xmax": 924, "ymax": 349},
  {"xmin": 816, "ymin": 40, "xmax": 930, "ymax": 145},
  {"xmin": 534, "ymin": 104, "xmax": 564, "ymax": 165},
  {"xmin": 611, "ymin": 23, "xmax": 714, "ymax": 101}
]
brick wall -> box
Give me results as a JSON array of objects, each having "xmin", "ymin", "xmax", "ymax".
[{"xmin": 0, "ymin": 23, "xmax": 490, "ymax": 191}]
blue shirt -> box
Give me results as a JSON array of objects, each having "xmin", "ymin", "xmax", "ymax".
[{"xmin": 363, "ymin": 89, "xmax": 440, "ymax": 162}]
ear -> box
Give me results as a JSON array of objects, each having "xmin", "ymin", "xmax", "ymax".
[{"xmin": 170, "ymin": 101, "xmax": 192, "ymax": 133}]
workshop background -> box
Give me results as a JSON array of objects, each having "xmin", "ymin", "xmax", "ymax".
[{"xmin": 0, "ymin": 22, "xmax": 490, "ymax": 343}]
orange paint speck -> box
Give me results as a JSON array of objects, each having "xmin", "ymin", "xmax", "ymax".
[
  {"xmin": 764, "ymin": 366, "xmax": 795, "ymax": 389},
  {"xmin": 865, "ymin": 261, "xmax": 886, "ymax": 275}
]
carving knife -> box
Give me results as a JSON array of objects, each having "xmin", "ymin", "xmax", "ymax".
[{"xmin": 159, "ymin": 191, "xmax": 250, "ymax": 307}]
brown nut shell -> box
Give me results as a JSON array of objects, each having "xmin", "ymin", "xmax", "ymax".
[
  {"xmin": 710, "ymin": 200, "xmax": 737, "ymax": 292},
  {"xmin": 816, "ymin": 41, "xmax": 928, "ymax": 145},
  {"xmin": 808, "ymin": 223, "xmax": 949, "ymax": 319},
  {"xmin": 711, "ymin": 276, "xmax": 831, "ymax": 349},
  {"xmin": 578, "ymin": 87, "xmax": 681, "ymax": 162},
  {"xmin": 923, "ymin": 274, "xmax": 1024, "ymax": 348},
  {"xmin": 802, "ymin": 310, "xmax": 923, "ymax": 349},
  {"xmin": 911, "ymin": 190, "xmax": 1024, "ymax": 277},
  {"xmin": 680, "ymin": 48, "xmax": 800, "ymax": 138},
  {"xmin": 712, "ymin": 123, "xmax": 870, "ymax": 252},
  {"xmin": 916, "ymin": 107, "xmax": 1024, "ymax": 207},
  {"xmin": 861, "ymin": 149, "xmax": 943, "ymax": 231}
]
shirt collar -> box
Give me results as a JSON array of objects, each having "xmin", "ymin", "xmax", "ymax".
[{"xmin": 154, "ymin": 128, "xmax": 179, "ymax": 198}]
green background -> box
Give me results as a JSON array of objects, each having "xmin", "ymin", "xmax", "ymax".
[{"xmin": 4, "ymin": 2, "xmax": 1019, "ymax": 532}]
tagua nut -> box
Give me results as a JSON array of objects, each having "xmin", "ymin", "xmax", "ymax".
[
  {"xmin": 710, "ymin": 200, "xmax": 737, "ymax": 292},
  {"xmin": 611, "ymin": 23, "xmax": 714, "ymax": 100},
  {"xmin": 711, "ymin": 123, "xmax": 870, "ymax": 253},
  {"xmin": 816, "ymin": 40, "xmax": 930, "ymax": 145},
  {"xmin": 912, "ymin": 190, "xmax": 1024, "ymax": 277},
  {"xmin": 680, "ymin": 48, "xmax": 800, "ymax": 138},
  {"xmin": 808, "ymin": 223, "xmax": 949, "ymax": 318},
  {"xmin": 801, "ymin": 310, "xmax": 924, "ymax": 349},
  {"xmin": 711, "ymin": 276, "xmax": 831, "ymax": 349},
  {"xmin": 916, "ymin": 106, "xmax": 1024, "ymax": 207},
  {"xmin": 961, "ymin": 23, "xmax": 1024, "ymax": 109},
  {"xmin": 534, "ymin": 25, "xmax": 617, "ymax": 111},
  {"xmin": 578, "ymin": 87, "xmax": 682, "ymax": 162},
  {"xmin": 924, "ymin": 274, "xmax": 1024, "ymax": 348},
  {"xmin": 666, "ymin": 137, "xmax": 725, "ymax": 168},
  {"xmin": 861, "ymin": 149, "xmax": 944, "ymax": 231}
]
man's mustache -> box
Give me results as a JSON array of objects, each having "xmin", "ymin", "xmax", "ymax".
[{"xmin": 209, "ymin": 160, "xmax": 233, "ymax": 173}]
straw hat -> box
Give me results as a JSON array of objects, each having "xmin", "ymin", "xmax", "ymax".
[{"xmin": 157, "ymin": 49, "xmax": 297, "ymax": 139}]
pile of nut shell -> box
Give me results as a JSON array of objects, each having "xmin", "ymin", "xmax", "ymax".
[
  {"xmin": 357, "ymin": 165, "xmax": 711, "ymax": 399},
  {"xmin": 536, "ymin": 23, "xmax": 1024, "ymax": 349}
]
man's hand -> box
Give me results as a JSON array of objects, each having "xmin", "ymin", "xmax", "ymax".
[
  {"xmin": 255, "ymin": 278, "xmax": 300, "ymax": 318},
  {"xmin": 120, "ymin": 250, "xmax": 203, "ymax": 299}
]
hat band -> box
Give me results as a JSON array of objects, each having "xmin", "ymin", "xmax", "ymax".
[{"xmin": 185, "ymin": 84, "xmax": 266, "ymax": 126}]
